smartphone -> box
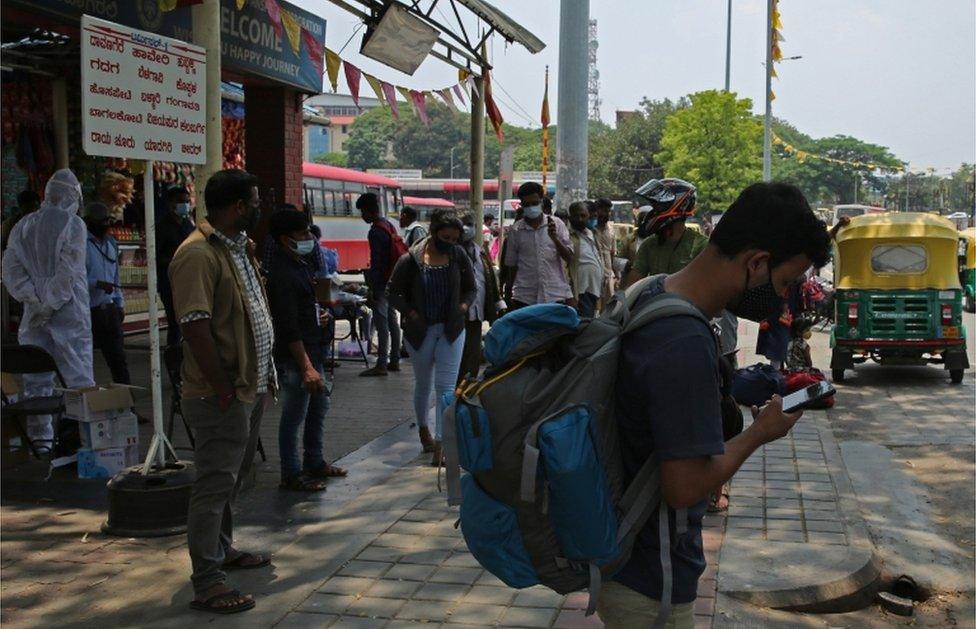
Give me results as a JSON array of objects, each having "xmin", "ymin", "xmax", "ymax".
[{"xmin": 781, "ymin": 381, "xmax": 836, "ymax": 413}]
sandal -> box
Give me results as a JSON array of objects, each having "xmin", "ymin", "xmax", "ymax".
[
  {"xmin": 307, "ymin": 463, "xmax": 348, "ymax": 478},
  {"xmin": 189, "ymin": 588, "xmax": 255, "ymax": 614},
  {"xmin": 223, "ymin": 551, "xmax": 272, "ymax": 569},
  {"xmin": 279, "ymin": 475, "xmax": 328, "ymax": 492}
]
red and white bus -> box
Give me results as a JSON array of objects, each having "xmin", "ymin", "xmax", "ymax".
[
  {"xmin": 302, "ymin": 162, "xmax": 402, "ymax": 271},
  {"xmin": 401, "ymin": 195, "xmax": 456, "ymax": 220}
]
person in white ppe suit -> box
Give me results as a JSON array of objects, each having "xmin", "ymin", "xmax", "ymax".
[{"xmin": 1, "ymin": 169, "xmax": 94, "ymax": 449}]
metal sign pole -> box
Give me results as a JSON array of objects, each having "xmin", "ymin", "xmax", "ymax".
[{"xmin": 141, "ymin": 161, "xmax": 177, "ymax": 474}]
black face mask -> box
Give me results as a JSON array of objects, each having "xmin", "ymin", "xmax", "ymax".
[
  {"xmin": 570, "ymin": 218, "xmax": 587, "ymax": 232},
  {"xmin": 728, "ymin": 268, "xmax": 784, "ymax": 323},
  {"xmin": 89, "ymin": 222, "xmax": 109, "ymax": 237},
  {"xmin": 433, "ymin": 238, "xmax": 453, "ymax": 254}
]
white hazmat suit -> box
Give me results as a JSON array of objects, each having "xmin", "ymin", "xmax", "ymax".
[{"xmin": 2, "ymin": 169, "xmax": 94, "ymax": 445}]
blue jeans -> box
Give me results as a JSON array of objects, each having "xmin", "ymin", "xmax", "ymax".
[
  {"xmin": 277, "ymin": 359, "xmax": 331, "ymax": 480},
  {"xmin": 406, "ymin": 323, "xmax": 465, "ymax": 440},
  {"xmin": 372, "ymin": 289, "xmax": 400, "ymax": 368}
]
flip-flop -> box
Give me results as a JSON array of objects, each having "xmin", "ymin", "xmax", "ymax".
[
  {"xmin": 222, "ymin": 551, "xmax": 272, "ymax": 569},
  {"xmin": 189, "ymin": 589, "xmax": 255, "ymax": 614}
]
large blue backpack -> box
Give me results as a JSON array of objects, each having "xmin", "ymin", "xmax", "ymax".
[{"xmin": 442, "ymin": 276, "xmax": 709, "ymax": 626}]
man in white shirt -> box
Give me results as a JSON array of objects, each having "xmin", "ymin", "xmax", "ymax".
[
  {"xmin": 398, "ymin": 206, "xmax": 428, "ymax": 246},
  {"xmin": 502, "ymin": 182, "xmax": 574, "ymax": 309},
  {"xmin": 567, "ymin": 201, "xmax": 605, "ymax": 318}
]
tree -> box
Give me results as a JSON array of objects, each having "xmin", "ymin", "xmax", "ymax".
[
  {"xmin": 313, "ymin": 152, "xmax": 348, "ymax": 167},
  {"xmin": 345, "ymin": 106, "xmax": 397, "ymax": 170},
  {"xmin": 656, "ymin": 90, "xmax": 761, "ymax": 213},
  {"xmin": 772, "ymin": 131, "xmax": 903, "ymax": 207},
  {"xmin": 588, "ymin": 98, "xmax": 686, "ymax": 199}
]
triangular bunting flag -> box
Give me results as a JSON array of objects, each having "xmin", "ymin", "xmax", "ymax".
[
  {"xmin": 280, "ymin": 8, "xmax": 302, "ymax": 55},
  {"xmin": 483, "ymin": 71, "xmax": 504, "ymax": 142},
  {"xmin": 465, "ymin": 75, "xmax": 480, "ymax": 101},
  {"xmin": 302, "ymin": 28, "xmax": 323, "ymax": 78},
  {"xmin": 365, "ymin": 74, "xmax": 386, "ymax": 105},
  {"xmin": 452, "ymin": 83, "xmax": 466, "ymax": 106},
  {"xmin": 265, "ymin": 0, "xmax": 283, "ymax": 39},
  {"xmin": 325, "ymin": 48, "xmax": 341, "ymax": 91},
  {"xmin": 344, "ymin": 62, "xmax": 362, "ymax": 108},
  {"xmin": 237, "ymin": 0, "xmax": 246, "ymax": 8},
  {"xmin": 411, "ymin": 90, "xmax": 430, "ymax": 128},
  {"xmin": 436, "ymin": 88, "xmax": 458, "ymax": 111},
  {"xmin": 397, "ymin": 86, "xmax": 416, "ymax": 115},
  {"xmin": 381, "ymin": 82, "xmax": 400, "ymax": 119}
]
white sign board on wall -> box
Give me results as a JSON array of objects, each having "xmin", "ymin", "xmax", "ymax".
[{"xmin": 81, "ymin": 14, "xmax": 206, "ymax": 164}]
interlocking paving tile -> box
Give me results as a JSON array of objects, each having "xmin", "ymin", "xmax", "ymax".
[
  {"xmin": 428, "ymin": 566, "xmax": 483, "ymax": 585},
  {"xmin": 412, "ymin": 581, "xmax": 470, "ymax": 602},
  {"xmin": 337, "ymin": 560, "xmax": 394, "ymax": 578},
  {"xmin": 317, "ymin": 576, "xmax": 376, "ymax": 596},
  {"xmin": 447, "ymin": 603, "xmax": 507, "ymax": 625},
  {"xmin": 383, "ymin": 563, "xmax": 438, "ymax": 582},
  {"xmin": 344, "ymin": 596, "xmax": 405, "ymax": 619},
  {"xmin": 500, "ymin": 605, "xmax": 559, "ymax": 627},
  {"xmin": 297, "ymin": 593, "xmax": 356, "ymax": 615},
  {"xmin": 363, "ymin": 579, "xmax": 423, "ymax": 599}
]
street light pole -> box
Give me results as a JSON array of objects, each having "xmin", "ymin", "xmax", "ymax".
[
  {"xmin": 724, "ymin": 0, "xmax": 732, "ymax": 92},
  {"xmin": 450, "ymin": 146, "xmax": 457, "ymax": 179},
  {"xmin": 762, "ymin": 0, "xmax": 773, "ymax": 181}
]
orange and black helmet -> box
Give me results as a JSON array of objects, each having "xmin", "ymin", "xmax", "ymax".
[{"xmin": 634, "ymin": 178, "xmax": 697, "ymax": 238}]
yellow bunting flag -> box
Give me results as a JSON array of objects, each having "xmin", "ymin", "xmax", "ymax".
[
  {"xmin": 325, "ymin": 48, "xmax": 341, "ymax": 91},
  {"xmin": 364, "ymin": 74, "xmax": 386, "ymax": 105},
  {"xmin": 237, "ymin": 0, "xmax": 245, "ymax": 8},
  {"xmin": 280, "ymin": 8, "xmax": 302, "ymax": 55}
]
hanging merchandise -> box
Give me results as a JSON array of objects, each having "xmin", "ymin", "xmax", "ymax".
[
  {"xmin": 97, "ymin": 171, "xmax": 136, "ymax": 222},
  {"xmin": 483, "ymin": 70, "xmax": 504, "ymax": 142}
]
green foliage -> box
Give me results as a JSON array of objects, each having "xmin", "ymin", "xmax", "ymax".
[
  {"xmin": 313, "ymin": 152, "xmax": 348, "ymax": 167},
  {"xmin": 345, "ymin": 107, "xmax": 396, "ymax": 171},
  {"xmin": 656, "ymin": 90, "xmax": 762, "ymax": 213},
  {"xmin": 588, "ymin": 98, "xmax": 686, "ymax": 199},
  {"xmin": 771, "ymin": 129, "xmax": 903, "ymax": 207}
]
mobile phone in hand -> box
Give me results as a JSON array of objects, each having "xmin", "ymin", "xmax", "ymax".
[{"xmin": 781, "ymin": 381, "xmax": 836, "ymax": 413}]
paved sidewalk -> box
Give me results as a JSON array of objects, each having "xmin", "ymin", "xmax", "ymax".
[
  {"xmin": 275, "ymin": 461, "xmax": 727, "ymax": 629},
  {"xmin": 713, "ymin": 321, "xmax": 880, "ymax": 623}
]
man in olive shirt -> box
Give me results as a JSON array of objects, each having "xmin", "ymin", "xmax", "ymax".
[
  {"xmin": 170, "ymin": 169, "xmax": 275, "ymax": 615},
  {"xmin": 622, "ymin": 178, "xmax": 709, "ymax": 288}
]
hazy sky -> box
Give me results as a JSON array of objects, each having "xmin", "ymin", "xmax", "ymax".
[{"xmin": 292, "ymin": 0, "xmax": 975, "ymax": 171}]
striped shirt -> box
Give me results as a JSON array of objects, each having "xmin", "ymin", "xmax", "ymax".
[
  {"xmin": 422, "ymin": 263, "xmax": 451, "ymax": 324},
  {"xmin": 182, "ymin": 230, "xmax": 276, "ymax": 393}
]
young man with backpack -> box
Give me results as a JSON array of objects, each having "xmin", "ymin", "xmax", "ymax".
[
  {"xmin": 356, "ymin": 193, "xmax": 407, "ymax": 376},
  {"xmin": 601, "ymin": 182, "xmax": 832, "ymax": 626}
]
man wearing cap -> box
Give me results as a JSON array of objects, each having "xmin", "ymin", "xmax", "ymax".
[{"xmin": 85, "ymin": 202, "xmax": 131, "ymax": 385}]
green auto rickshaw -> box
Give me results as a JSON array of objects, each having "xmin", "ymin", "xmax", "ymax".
[
  {"xmin": 830, "ymin": 213, "xmax": 970, "ymax": 384},
  {"xmin": 959, "ymin": 227, "xmax": 975, "ymax": 313}
]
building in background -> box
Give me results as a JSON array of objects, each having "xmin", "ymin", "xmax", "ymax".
[{"xmin": 306, "ymin": 93, "xmax": 384, "ymax": 156}]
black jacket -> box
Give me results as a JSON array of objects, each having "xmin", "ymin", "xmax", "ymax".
[
  {"xmin": 267, "ymin": 245, "xmax": 325, "ymax": 365},
  {"xmin": 388, "ymin": 237, "xmax": 477, "ymax": 349}
]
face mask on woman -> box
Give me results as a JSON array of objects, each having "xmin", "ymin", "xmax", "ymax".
[
  {"xmin": 461, "ymin": 226, "xmax": 475, "ymax": 242},
  {"xmin": 174, "ymin": 202, "xmax": 191, "ymax": 218},
  {"xmin": 292, "ymin": 238, "xmax": 316, "ymax": 256},
  {"xmin": 433, "ymin": 237, "xmax": 453, "ymax": 254}
]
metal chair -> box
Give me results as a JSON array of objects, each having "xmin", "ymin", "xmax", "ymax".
[
  {"xmin": 162, "ymin": 344, "xmax": 266, "ymax": 462},
  {"xmin": 0, "ymin": 344, "xmax": 67, "ymax": 459}
]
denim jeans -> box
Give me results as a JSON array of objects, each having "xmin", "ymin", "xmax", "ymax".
[
  {"xmin": 276, "ymin": 359, "xmax": 331, "ymax": 480},
  {"xmin": 371, "ymin": 289, "xmax": 400, "ymax": 368},
  {"xmin": 406, "ymin": 323, "xmax": 465, "ymax": 440}
]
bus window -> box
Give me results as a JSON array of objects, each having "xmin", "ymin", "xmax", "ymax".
[
  {"xmin": 322, "ymin": 190, "xmax": 336, "ymax": 215},
  {"xmin": 308, "ymin": 188, "xmax": 325, "ymax": 215}
]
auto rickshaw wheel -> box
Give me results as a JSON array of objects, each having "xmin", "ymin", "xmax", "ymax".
[
  {"xmin": 965, "ymin": 293, "xmax": 975, "ymax": 313},
  {"xmin": 949, "ymin": 369, "xmax": 965, "ymax": 384},
  {"xmin": 832, "ymin": 368, "xmax": 846, "ymax": 383}
]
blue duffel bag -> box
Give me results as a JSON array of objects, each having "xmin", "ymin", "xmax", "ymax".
[{"xmin": 731, "ymin": 363, "xmax": 786, "ymax": 407}]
